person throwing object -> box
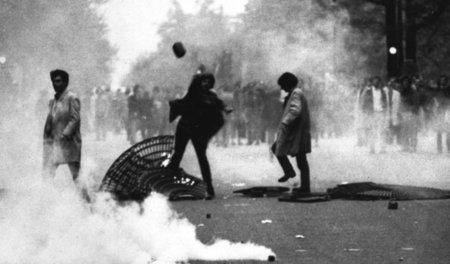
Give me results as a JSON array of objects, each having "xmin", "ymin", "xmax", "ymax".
[{"xmin": 168, "ymin": 72, "xmax": 229, "ymax": 199}]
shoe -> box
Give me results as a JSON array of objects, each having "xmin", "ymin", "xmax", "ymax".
[
  {"xmin": 205, "ymin": 193, "xmax": 215, "ymax": 200},
  {"xmin": 278, "ymin": 174, "xmax": 296, "ymax": 183}
]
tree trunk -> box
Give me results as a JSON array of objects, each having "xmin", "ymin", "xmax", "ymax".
[{"xmin": 404, "ymin": 0, "xmax": 418, "ymax": 75}]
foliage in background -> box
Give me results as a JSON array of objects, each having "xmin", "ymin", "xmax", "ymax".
[{"xmin": 0, "ymin": 0, "xmax": 114, "ymax": 99}]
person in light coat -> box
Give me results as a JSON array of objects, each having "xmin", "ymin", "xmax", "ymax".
[
  {"xmin": 272, "ymin": 72, "xmax": 311, "ymax": 193},
  {"xmin": 43, "ymin": 69, "xmax": 81, "ymax": 182}
]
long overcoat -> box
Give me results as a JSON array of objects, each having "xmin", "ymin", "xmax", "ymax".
[
  {"xmin": 43, "ymin": 89, "xmax": 82, "ymax": 165},
  {"xmin": 274, "ymin": 87, "xmax": 311, "ymax": 156}
]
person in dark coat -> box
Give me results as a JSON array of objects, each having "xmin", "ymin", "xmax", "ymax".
[
  {"xmin": 168, "ymin": 73, "xmax": 227, "ymax": 199},
  {"xmin": 399, "ymin": 76, "xmax": 421, "ymax": 152},
  {"xmin": 43, "ymin": 69, "xmax": 81, "ymax": 182},
  {"xmin": 272, "ymin": 72, "xmax": 311, "ymax": 193}
]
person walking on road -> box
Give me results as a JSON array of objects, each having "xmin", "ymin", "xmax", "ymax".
[
  {"xmin": 43, "ymin": 69, "xmax": 82, "ymax": 183},
  {"xmin": 272, "ymin": 72, "xmax": 311, "ymax": 193}
]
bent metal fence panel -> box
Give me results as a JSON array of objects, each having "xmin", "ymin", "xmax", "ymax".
[{"xmin": 99, "ymin": 135, "xmax": 206, "ymax": 201}]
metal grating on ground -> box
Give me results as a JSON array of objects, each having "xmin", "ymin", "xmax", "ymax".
[
  {"xmin": 327, "ymin": 182, "xmax": 450, "ymax": 201},
  {"xmin": 99, "ymin": 135, "xmax": 206, "ymax": 201}
]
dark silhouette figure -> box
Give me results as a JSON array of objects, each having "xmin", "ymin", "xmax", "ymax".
[{"xmin": 168, "ymin": 73, "xmax": 227, "ymax": 199}]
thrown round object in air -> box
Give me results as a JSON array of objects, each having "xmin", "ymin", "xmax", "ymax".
[{"xmin": 172, "ymin": 41, "xmax": 186, "ymax": 58}]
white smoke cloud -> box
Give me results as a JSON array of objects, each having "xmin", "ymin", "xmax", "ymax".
[{"xmin": 0, "ymin": 182, "xmax": 274, "ymax": 264}]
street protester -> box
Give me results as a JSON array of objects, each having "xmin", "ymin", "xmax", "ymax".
[
  {"xmin": 43, "ymin": 69, "xmax": 82, "ymax": 183},
  {"xmin": 360, "ymin": 76, "xmax": 390, "ymax": 153},
  {"xmin": 435, "ymin": 74, "xmax": 450, "ymax": 153},
  {"xmin": 272, "ymin": 72, "xmax": 311, "ymax": 194},
  {"xmin": 94, "ymin": 87, "xmax": 110, "ymax": 141},
  {"xmin": 127, "ymin": 84, "xmax": 145, "ymax": 144},
  {"xmin": 399, "ymin": 76, "xmax": 421, "ymax": 152},
  {"xmin": 167, "ymin": 72, "xmax": 228, "ymax": 199}
]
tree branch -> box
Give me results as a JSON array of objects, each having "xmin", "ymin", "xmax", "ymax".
[
  {"xmin": 366, "ymin": 0, "xmax": 386, "ymax": 6},
  {"xmin": 416, "ymin": 1, "xmax": 447, "ymax": 29}
]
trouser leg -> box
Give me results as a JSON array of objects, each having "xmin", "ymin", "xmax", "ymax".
[
  {"xmin": 437, "ymin": 131, "xmax": 442, "ymax": 153},
  {"xmin": 276, "ymin": 155, "xmax": 295, "ymax": 176},
  {"xmin": 43, "ymin": 162, "xmax": 58, "ymax": 179},
  {"xmin": 168, "ymin": 126, "xmax": 190, "ymax": 169},
  {"xmin": 192, "ymin": 135, "xmax": 214, "ymax": 195},
  {"xmin": 296, "ymin": 153, "xmax": 310, "ymax": 191},
  {"xmin": 446, "ymin": 132, "xmax": 450, "ymax": 153},
  {"xmin": 68, "ymin": 162, "xmax": 81, "ymax": 182}
]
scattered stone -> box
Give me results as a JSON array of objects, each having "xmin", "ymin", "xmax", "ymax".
[
  {"xmin": 206, "ymin": 213, "xmax": 211, "ymax": 219},
  {"xmin": 268, "ymin": 255, "xmax": 276, "ymax": 262},
  {"xmin": 345, "ymin": 248, "xmax": 361, "ymax": 252},
  {"xmin": 401, "ymin": 248, "xmax": 414, "ymax": 251},
  {"xmin": 388, "ymin": 201, "xmax": 398, "ymax": 210}
]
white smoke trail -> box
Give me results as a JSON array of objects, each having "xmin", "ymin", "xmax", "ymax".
[{"xmin": 0, "ymin": 182, "xmax": 274, "ymax": 264}]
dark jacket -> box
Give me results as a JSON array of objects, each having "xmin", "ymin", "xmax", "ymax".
[{"xmin": 170, "ymin": 90, "xmax": 225, "ymax": 139}]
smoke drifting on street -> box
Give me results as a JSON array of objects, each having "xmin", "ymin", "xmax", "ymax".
[{"xmin": 0, "ymin": 184, "xmax": 274, "ymax": 263}]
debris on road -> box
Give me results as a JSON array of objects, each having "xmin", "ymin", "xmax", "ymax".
[
  {"xmin": 344, "ymin": 248, "xmax": 361, "ymax": 252},
  {"xmin": 388, "ymin": 201, "xmax": 398, "ymax": 210},
  {"xmin": 261, "ymin": 219, "xmax": 272, "ymax": 224},
  {"xmin": 295, "ymin": 234, "xmax": 305, "ymax": 239},
  {"xmin": 401, "ymin": 247, "xmax": 414, "ymax": 251}
]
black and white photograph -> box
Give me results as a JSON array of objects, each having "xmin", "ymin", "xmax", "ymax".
[{"xmin": 0, "ymin": 0, "xmax": 450, "ymax": 263}]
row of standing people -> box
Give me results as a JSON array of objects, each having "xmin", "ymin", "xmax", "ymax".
[{"xmin": 355, "ymin": 75, "xmax": 450, "ymax": 153}]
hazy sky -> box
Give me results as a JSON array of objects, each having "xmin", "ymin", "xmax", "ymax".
[{"xmin": 98, "ymin": 0, "xmax": 248, "ymax": 88}]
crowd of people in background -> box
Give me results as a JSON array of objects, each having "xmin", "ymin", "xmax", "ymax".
[
  {"xmin": 75, "ymin": 73, "xmax": 450, "ymax": 156},
  {"xmin": 355, "ymin": 74, "xmax": 450, "ymax": 154}
]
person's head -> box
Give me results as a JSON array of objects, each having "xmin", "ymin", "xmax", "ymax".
[
  {"xmin": 124, "ymin": 87, "xmax": 131, "ymax": 95},
  {"xmin": 371, "ymin": 76, "xmax": 382, "ymax": 88},
  {"xmin": 199, "ymin": 73, "xmax": 215, "ymax": 91},
  {"xmin": 277, "ymin": 72, "xmax": 298, "ymax": 92},
  {"xmin": 133, "ymin": 84, "xmax": 142, "ymax": 95},
  {"xmin": 438, "ymin": 74, "xmax": 449, "ymax": 88},
  {"xmin": 400, "ymin": 76, "xmax": 412, "ymax": 92},
  {"xmin": 153, "ymin": 86, "xmax": 160, "ymax": 94},
  {"xmin": 50, "ymin": 69, "xmax": 69, "ymax": 94}
]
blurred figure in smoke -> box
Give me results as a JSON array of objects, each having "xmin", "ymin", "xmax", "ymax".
[
  {"xmin": 435, "ymin": 75, "xmax": 450, "ymax": 153},
  {"xmin": 95, "ymin": 87, "xmax": 110, "ymax": 141},
  {"xmin": 242, "ymin": 81, "xmax": 265, "ymax": 145},
  {"xmin": 304, "ymin": 81, "xmax": 323, "ymax": 148},
  {"xmin": 141, "ymin": 90, "xmax": 154, "ymax": 139},
  {"xmin": 168, "ymin": 73, "xmax": 228, "ymax": 199},
  {"xmin": 128, "ymin": 84, "xmax": 144, "ymax": 144},
  {"xmin": 360, "ymin": 76, "xmax": 389, "ymax": 153},
  {"xmin": 386, "ymin": 78, "xmax": 402, "ymax": 146},
  {"xmin": 399, "ymin": 76, "xmax": 421, "ymax": 152},
  {"xmin": 231, "ymin": 81, "xmax": 247, "ymax": 145},
  {"xmin": 261, "ymin": 87, "xmax": 283, "ymax": 151},
  {"xmin": 272, "ymin": 72, "xmax": 311, "ymax": 193},
  {"xmin": 43, "ymin": 69, "xmax": 81, "ymax": 182},
  {"xmin": 355, "ymin": 77, "xmax": 371, "ymax": 147},
  {"xmin": 151, "ymin": 86, "xmax": 166, "ymax": 135}
]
